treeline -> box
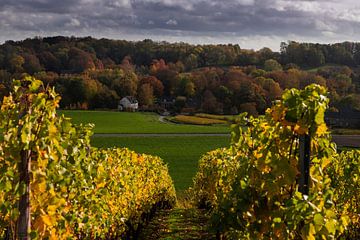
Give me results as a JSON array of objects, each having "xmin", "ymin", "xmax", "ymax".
[{"xmin": 0, "ymin": 36, "xmax": 359, "ymax": 114}]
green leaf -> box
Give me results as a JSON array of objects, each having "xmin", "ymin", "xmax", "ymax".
[
  {"xmin": 325, "ymin": 219, "xmax": 337, "ymax": 235},
  {"xmin": 313, "ymin": 213, "xmax": 324, "ymax": 226},
  {"xmin": 314, "ymin": 107, "xmax": 325, "ymax": 125},
  {"xmin": 29, "ymin": 79, "xmax": 42, "ymax": 92}
]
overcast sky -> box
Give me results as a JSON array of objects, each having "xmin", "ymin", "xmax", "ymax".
[{"xmin": 1, "ymin": 0, "xmax": 360, "ymax": 51}]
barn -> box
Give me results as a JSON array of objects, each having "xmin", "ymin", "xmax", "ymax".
[{"xmin": 118, "ymin": 96, "xmax": 138, "ymax": 111}]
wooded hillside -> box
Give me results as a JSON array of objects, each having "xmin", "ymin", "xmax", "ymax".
[{"xmin": 0, "ymin": 37, "xmax": 359, "ymax": 115}]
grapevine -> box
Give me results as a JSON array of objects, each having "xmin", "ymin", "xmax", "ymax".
[
  {"xmin": 192, "ymin": 84, "xmax": 358, "ymax": 239},
  {"xmin": 0, "ymin": 77, "xmax": 176, "ymax": 239}
]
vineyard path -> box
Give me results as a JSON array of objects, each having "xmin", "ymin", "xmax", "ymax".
[{"xmin": 139, "ymin": 203, "xmax": 216, "ymax": 240}]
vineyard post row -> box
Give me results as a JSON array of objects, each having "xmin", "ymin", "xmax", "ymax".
[
  {"xmin": 299, "ymin": 134, "xmax": 310, "ymax": 195},
  {"xmin": 15, "ymin": 89, "xmax": 32, "ymax": 239}
]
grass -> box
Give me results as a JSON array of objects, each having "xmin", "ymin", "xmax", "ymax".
[
  {"xmin": 138, "ymin": 207, "xmax": 215, "ymax": 240},
  {"xmin": 304, "ymin": 64, "xmax": 344, "ymax": 73},
  {"xmin": 59, "ymin": 110, "xmax": 229, "ymax": 134},
  {"xmin": 91, "ymin": 136, "xmax": 230, "ymax": 193},
  {"xmin": 58, "ymin": 110, "xmax": 233, "ymax": 193},
  {"xmin": 168, "ymin": 115, "xmax": 227, "ymax": 125},
  {"xmin": 194, "ymin": 113, "xmax": 238, "ymax": 121}
]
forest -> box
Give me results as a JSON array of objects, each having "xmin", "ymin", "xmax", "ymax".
[{"xmin": 0, "ymin": 36, "xmax": 359, "ymax": 115}]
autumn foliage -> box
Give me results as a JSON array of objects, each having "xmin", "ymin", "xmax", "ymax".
[
  {"xmin": 191, "ymin": 84, "xmax": 359, "ymax": 239},
  {"xmin": 0, "ymin": 78, "xmax": 176, "ymax": 239}
]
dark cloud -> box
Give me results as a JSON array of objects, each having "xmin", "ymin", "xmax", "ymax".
[
  {"xmin": 0, "ymin": 0, "xmax": 78, "ymax": 13},
  {"xmin": 0, "ymin": 0, "xmax": 359, "ymax": 50}
]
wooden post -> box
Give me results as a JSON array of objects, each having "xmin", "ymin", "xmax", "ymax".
[
  {"xmin": 5, "ymin": 227, "xmax": 10, "ymax": 240},
  {"xmin": 299, "ymin": 134, "xmax": 310, "ymax": 195},
  {"xmin": 15, "ymin": 94, "xmax": 32, "ymax": 240},
  {"xmin": 17, "ymin": 149, "xmax": 31, "ymax": 240}
]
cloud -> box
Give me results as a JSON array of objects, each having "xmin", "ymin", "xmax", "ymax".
[
  {"xmin": 106, "ymin": 0, "xmax": 132, "ymax": 8},
  {"xmin": 166, "ymin": 19, "xmax": 178, "ymax": 25},
  {"xmin": 0, "ymin": 0, "xmax": 360, "ymax": 50}
]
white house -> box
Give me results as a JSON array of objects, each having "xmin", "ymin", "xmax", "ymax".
[{"xmin": 118, "ymin": 96, "xmax": 138, "ymax": 111}]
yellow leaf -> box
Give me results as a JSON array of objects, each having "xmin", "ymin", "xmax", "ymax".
[
  {"xmin": 63, "ymin": 204, "xmax": 71, "ymax": 213},
  {"xmin": 316, "ymin": 123, "xmax": 327, "ymax": 136},
  {"xmin": 60, "ymin": 186, "xmax": 67, "ymax": 193},
  {"xmin": 271, "ymin": 106, "xmax": 285, "ymax": 122},
  {"xmin": 48, "ymin": 124, "xmax": 57, "ymax": 136},
  {"xmin": 41, "ymin": 214, "xmax": 53, "ymax": 226},
  {"xmin": 50, "ymin": 229, "xmax": 57, "ymax": 240},
  {"xmin": 97, "ymin": 165, "xmax": 104, "ymax": 174},
  {"xmin": 321, "ymin": 157, "xmax": 331, "ymax": 168},
  {"xmin": 49, "ymin": 188, "xmax": 56, "ymax": 197},
  {"xmin": 96, "ymin": 182, "xmax": 106, "ymax": 189},
  {"xmin": 37, "ymin": 180, "xmax": 46, "ymax": 192},
  {"xmin": 294, "ymin": 123, "xmax": 308, "ymax": 135},
  {"xmin": 47, "ymin": 205, "xmax": 57, "ymax": 215},
  {"xmin": 254, "ymin": 151, "xmax": 263, "ymax": 159}
]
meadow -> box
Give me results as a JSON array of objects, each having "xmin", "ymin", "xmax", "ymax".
[
  {"xmin": 60, "ymin": 110, "xmax": 360, "ymax": 193},
  {"xmin": 92, "ymin": 136, "xmax": 230, "ymax": 193},
  {"xmin": 60, "ymin": 110, "xmax": 231, "ymax": 193},
  {"xmin": 59, "ymin": 110, "xmax": 229, "ymax": 133}
]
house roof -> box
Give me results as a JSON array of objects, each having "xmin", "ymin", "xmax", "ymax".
[{"xmin": 122, "ymin": 96, "xmax": 138, "ymax": 104}]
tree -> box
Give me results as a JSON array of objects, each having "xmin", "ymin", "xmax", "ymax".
[
  {"xmin": 120, "ymin": 56, "xmax": 135, "ymax": 72},
  {"xmin": 68, "ymin": 47, "xmax": 96, "ymax": 73},
  {"xmin": 236, "ymin": 50, "xmax": 259, "ymax": 66},
  {"xmin": 259, "ymin": 78, "xmax": 282, "ymax": 101},
  {"xmin": 34, "ymin": 71, "xmax": 59, "ymax": 86},
  {"xmin": 22, "ymin": 53, "xmax": 43, "ymax": 74},
  {"xmin": 201, "ymin": 90, "xmax": 223, "ymax": 114},
  {"xmin": 331, "ymin": 74, "xmax": 353, "ymax": 96},
  {"xmin": 138, "ymin": 83, "xmax": 154, "ymax": 106},
  {"xmin": 174, "ymin": 96, "xmax": 187, "ymax": 112},
  {"xmin": 111, "ymin": 70, "xmax": 138, "ymax": 97},
  {"xmin": 140, "ymin": 76, "xmax": 164, "ymax": 97},
  {"xmin": 150, "ymin": 59, "xmax": 168, "ymax": 75},
  {"xmin": 284, "ymin": 63, "xmax": 300, "ymax": 70},
  {"xmin": 306, "ymin": 48, "xmax": 325, "ymax": 67},
  {"xmin": 184, "ymin": 53, "xmax": 198, "ymax": 70},
  {"xmin": 184, "ymin": 81, "xmax": 196, "ymax": 97},
  {"xmin": 258, "ymin": 47, "xmax": 274, "ymax": 65},
  {"xmin": 175, "ymin": 74, "xmax": 196, "ymax": 97},
  {"xmin": 156, "ymin": 68, "xmax": 178, "ymax": 96},
  {"xmin": 338, "ymin": 94, "xmax": 360, "ymax": 111},
  {"xmin": 264, "ymin": 59, "xmax": 282, "ymax": 72},
  {"xmin": 239, "ymin": 102, "xmax": 258, "ymax": 116},
  {"xmin": 250, "ymin": 69, "xmax": 266, "ymax": 78},
  {"xmin": 0, "ymin": 69, "xmax": 12, "ymax": 90},
  {"xmin": 9, "ymin": 54, "xmax": 24, "ymax": 73},
  {"xmin": 39, "ymin": 51, "xmax": 61, "ymax": 72}
]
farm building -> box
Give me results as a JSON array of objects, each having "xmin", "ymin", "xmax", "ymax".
[{"xmin": 118, "ymin": 96, "xmax": 138, "ymax": 111}]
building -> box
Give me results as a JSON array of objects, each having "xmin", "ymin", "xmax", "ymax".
[{"xmin": 118, "ymin": 96, "xmax": 138, "ymax": 111}]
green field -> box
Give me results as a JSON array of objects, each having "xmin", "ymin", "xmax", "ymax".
[
  {"xmin": 60, "ymin": 110, "xmax": 229, "ymax": 133},
  {"xmin": 60, "ymin": 110, "xmax": 231, "ymax": 193},
  {"xmin": 304, "ymin": 64, "xmax": 344, "ymax": 73},
  {"xmin": 92, "ymin": 136, "xmax": 230, "ymax": 193}
]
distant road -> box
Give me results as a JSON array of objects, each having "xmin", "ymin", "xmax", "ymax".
[
  {"xmin": 331, "ymin": 135, "xmax": 360, "ymax": 148},
  {"xmin": 93, "ymin": 133, "xmax": 360, "ymax": 148},
  {"xmin": 94, "ymin": 133, "xmax": 229, "ymax": 137}
]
